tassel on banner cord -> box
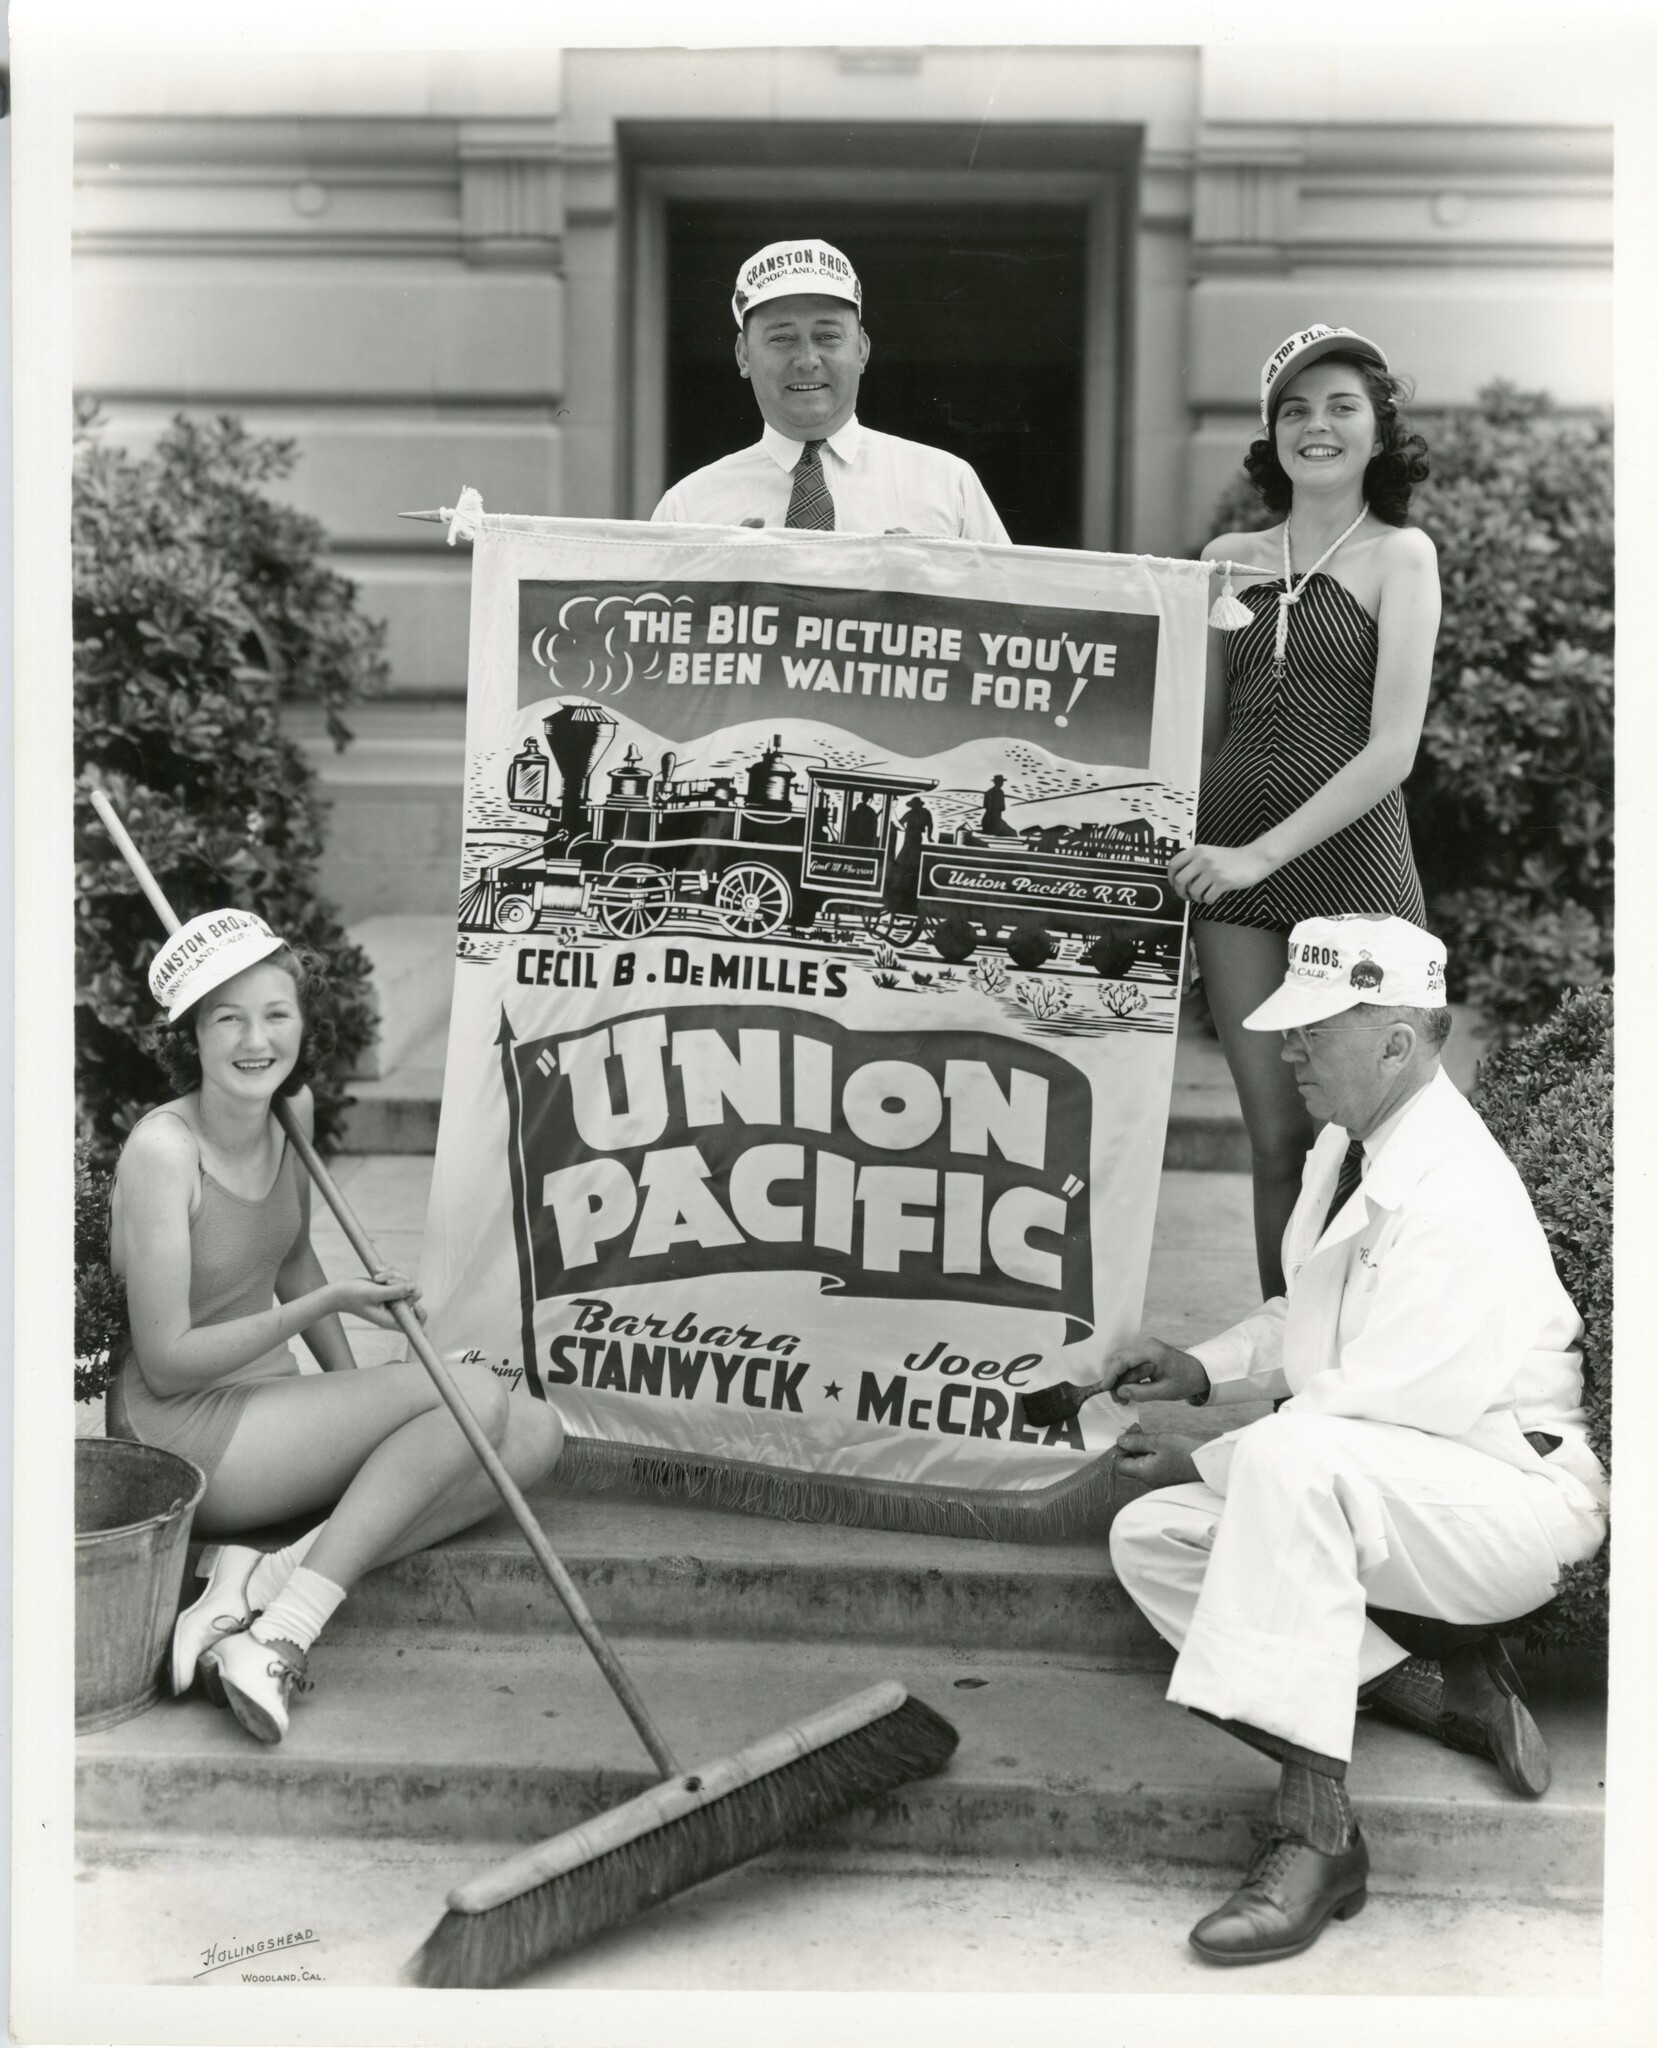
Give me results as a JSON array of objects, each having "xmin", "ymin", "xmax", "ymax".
[{"xmin": 1208, "ymin": 560, "xmax": 1254, "ymax": 631}]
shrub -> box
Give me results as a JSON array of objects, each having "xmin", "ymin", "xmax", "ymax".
[
  {"xmin": 75, "ymin": 406, "xmax": 387, "ymax": 1169},
  {"xmin": 1410, "ymin": 389, "xmax": 1612, "ymax": 1032},
  {"xmin": 75, "ymin": 1138, "xmax": 128, "ymax": 1406},
  {"xmin": 1473, "ymin": 986, "xmax": 1612, "ymax": 1650},
  {"xmin": 1202, "ymin": 383, "xmax": 1613, "ymax": 1033}
]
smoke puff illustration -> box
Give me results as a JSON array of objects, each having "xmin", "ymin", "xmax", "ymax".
[{"xmin": 530, "ymin": 591, "xmax": 694, "ymax": 693}]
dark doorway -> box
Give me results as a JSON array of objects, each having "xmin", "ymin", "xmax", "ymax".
[{"xmin": 665, "ymin": 203, "xmax": 1088, "ymax": 550}]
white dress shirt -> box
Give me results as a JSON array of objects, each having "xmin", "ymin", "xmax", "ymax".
[
  {"xmin": 651, "ymin": 417, "xmax": 1011, "ymax": 543},
  {"xmin": 1188, "ymin": 1066, "xmax": 1606, "ymax": 1511}
]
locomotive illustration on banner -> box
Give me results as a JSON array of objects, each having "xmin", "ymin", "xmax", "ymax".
[{"xmin": 458, "ymin": 701, "xmax": 1188, "ymax": 980}]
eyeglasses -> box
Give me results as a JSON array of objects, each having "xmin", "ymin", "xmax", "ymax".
[{"xmin": 1279, "ymin": 1019, "xmax": 1398, "ymax": 1054}]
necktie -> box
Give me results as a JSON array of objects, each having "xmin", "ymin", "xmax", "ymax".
[
  {"xmin": 1318, "ymin": 1136, "xmax": 1365, "ymax": 1242},
  {"xmin": 784, "ymin": 440, "xmax": 835, "ymax": 530}
]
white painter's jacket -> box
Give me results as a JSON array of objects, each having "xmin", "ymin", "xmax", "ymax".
[{"xmin": 1189, "ymin": 1066, "xmax": 1607, "ymax": 1514}]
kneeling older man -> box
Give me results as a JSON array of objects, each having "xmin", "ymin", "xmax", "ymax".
[{"xmin": 1106, "ymin": 914, "xmax": 1606, "ymax": 1966}]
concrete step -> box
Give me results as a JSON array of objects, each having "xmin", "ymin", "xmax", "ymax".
[
  {"xmin": 290, "ymin": 702, "xmax": 467, "ymax": 925},
  {"xmin": 339, "ymin": 1015, "xmax": 450, "ymax": 1151},
  {"xmin": 346, "ymin": 915, "xmax": 456, "ymax": 1080},
  {"xmin": 300, "ymin": 1488, "xmax": 1172, "ymax": 1657},
  {"xmin": 73, "ymin": 1831, "xmax": 1605, "ymax": 1993},
  {"xmin": 76, "ymin": 1633, "xmax": 1606, "ymax": 1899}
]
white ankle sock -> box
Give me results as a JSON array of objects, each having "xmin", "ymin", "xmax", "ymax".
[
  {"xmin": 249, "ymin": 1566, "xmax": 346, "ymax": 1655},
  {"xmin": 245, "ymin": 1524, "xmax": 325, "ymax": 1611}
]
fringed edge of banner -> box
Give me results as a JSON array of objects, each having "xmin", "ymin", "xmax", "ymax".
[{"xmin": 555, "ymin": 1435, "xmax": 1121, "ymax": 1545}]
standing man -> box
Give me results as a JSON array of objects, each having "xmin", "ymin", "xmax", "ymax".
[
  {"xmin": 1102, "ymin": 915, "xmax": 1607, "ymax": 1966},
  {"xmin": 653, "ymin": 239, "xmax": 1010, "ymax": 542}
]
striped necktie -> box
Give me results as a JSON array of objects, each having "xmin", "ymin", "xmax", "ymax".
[
  {"xmin": 784, "ymin": 440, "xmax": 835, "ymax": 530},
  {"xmin": 1319, "ymin": 1136, "xmax": 1366, "ymax": 1241}
]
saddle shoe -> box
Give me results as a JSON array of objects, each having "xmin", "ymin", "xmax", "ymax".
[
  {"xmin": 170, "ymin": 1544, "xmax": 261, "ymax": 1698},
  {"xmin": 1189, "ymin": 1827, "xmax": 1369, "ymax": 1966},
  {"xmin": 200, "ymin": 1629, "xmax": 311, "ymax": 1745}
]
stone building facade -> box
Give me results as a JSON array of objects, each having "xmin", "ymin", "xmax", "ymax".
[{"xmin": 73, "ymin": 42, "xmax": 1611, "ymax": 919}]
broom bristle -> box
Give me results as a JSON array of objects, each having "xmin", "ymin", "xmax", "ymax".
[
  {"xmin": 412, "ymin": 1693, "xmax": 958, "ymax": 1987},
  {"xmin": 1019, "ymin": 1381, "xmax": 1085, "ymax": 1428}
]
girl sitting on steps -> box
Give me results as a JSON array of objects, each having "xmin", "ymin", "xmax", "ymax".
[{"xmin": 107, "ymin": 909, "xmax": 563, "ymax": 1745}]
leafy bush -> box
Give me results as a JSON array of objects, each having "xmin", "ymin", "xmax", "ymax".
[
  {"xmin": 75, "ymin": 1138, "xmax": 128, "ymax": 1405},
  {"xmin": 75, "ymin": 406, "xmax": 387, "ymax": 1168},
  {"xmin": 1202, "ymin": 384, "xmax": 1613, "ymax": 1033},
  {"xmin": 1473, "ymin": 986, "xmax": 1612, "ymax": 1650},
  {"xmin": 1411, "ymin": 390, "xmax": 1612, "ymax": 1031}
]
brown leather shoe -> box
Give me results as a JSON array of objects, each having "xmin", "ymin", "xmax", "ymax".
[
  {"xmin": 1189, "ymin": 1828, "xmax": 1369, "ymax": 1966},
  {"xmin": 1438, "ymin": 1638, "xmax": 1551, "ymax": 1798},
  {"xmin": 1366, "ymin": 1640, "xmax": 1551, "ymax": 1798}
]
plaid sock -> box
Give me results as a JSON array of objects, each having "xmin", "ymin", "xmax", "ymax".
[
  {"xmin": 1274, "ymin": 1761, "xmax": 1356, "ymax": 1854},
  {"xmin": 1362, "ymin": 1656, "xmax": 1446, "ymax": 1737},
  {"xmin": 1191, "ymin": 1708, "xmax": 1347, "ymax": 1776}
]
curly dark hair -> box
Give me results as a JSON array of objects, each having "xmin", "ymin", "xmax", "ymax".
[
  {"xmin": 144, "ymin": 942, "xmax": 338, "ymax": 1100},
  {"xmin": 1243, "ymin": 353, "xmax": 1431, "ymax": 525}
]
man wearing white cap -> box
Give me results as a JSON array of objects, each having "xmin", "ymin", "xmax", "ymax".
[
  {"xmin": 1098, "ymin": 914, "xmax": 1606, "ymax": 1965},
  {"xmin": 652, "ymin": 238, "xmax": 1010, "ymax": 541}
]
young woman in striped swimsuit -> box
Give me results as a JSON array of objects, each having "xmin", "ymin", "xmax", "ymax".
[{"xmin": 1173, "ymin": 327, "xmax": 1441, "ymax": 1298}]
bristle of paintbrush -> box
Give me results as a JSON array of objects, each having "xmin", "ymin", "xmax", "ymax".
[
  {"xmin": 1019, "ymin": 1380, "xmax": 1088, "ymax": 1428},
  {"xmin": 412, "ymin": 1691, "xmax": 958, "ymax": 1988}
]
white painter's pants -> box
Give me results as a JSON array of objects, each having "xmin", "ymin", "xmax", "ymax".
[{"xmin": 1109, "ymin": 1411, "xmax": 1606, "ymax": 1762}]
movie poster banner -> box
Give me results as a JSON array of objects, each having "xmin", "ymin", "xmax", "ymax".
[{"xmin": 418, "ymin": 514, "xmax": 1211, "ymax": 1528}]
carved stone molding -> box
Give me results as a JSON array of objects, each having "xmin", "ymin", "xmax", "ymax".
[
  {"xmin": 459, "ymin": 121, "xmax": 564, "ymax": 269},
  {"xmin": 1192, "ymin": 127, "xmax": 1303, "ymax": 275},
  {"xmin": 1192, "ymin": 119, "xmax": 1611, "ymax": 277}
]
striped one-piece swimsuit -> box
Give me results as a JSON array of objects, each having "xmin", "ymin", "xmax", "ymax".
[{"xmin": 1194, "ymin": 571, "xmax": 1426, "ymax": 932}]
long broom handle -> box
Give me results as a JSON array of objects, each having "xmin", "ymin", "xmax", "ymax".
[{"xmin": 88, "ymin": 788, "xmax": 683, "ymax": 1780}]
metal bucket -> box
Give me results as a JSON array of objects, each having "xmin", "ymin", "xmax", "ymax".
[{"xmin": 75, "ymin": 1439, "xmax": 205, "ymax": 1733}]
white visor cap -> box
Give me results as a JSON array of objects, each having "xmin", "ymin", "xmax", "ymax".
[
  {"xmin": 1243, "ymin": 914, "xmax": 1448, "ymax": 1033},
  {"xmin": 732, "ymin": 239, "xmax": 862, "ymax": 327},
  {"xmin": 148, "ymin": 909, "xmax": 286, "ymax": 1022},
  {"xmin": 1260, "ymin": 324, "xmax": 1389, "ymax": 426}
]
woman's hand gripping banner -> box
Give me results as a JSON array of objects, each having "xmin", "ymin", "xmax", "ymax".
[{"xmin": 417, "ymin": 513, "xmax": 1210, "ymax": 1537}]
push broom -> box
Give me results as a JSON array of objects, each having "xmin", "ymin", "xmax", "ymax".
[{"xmin": 90, "ymin": 787, "xmax": 960, "ymax": 1986}]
